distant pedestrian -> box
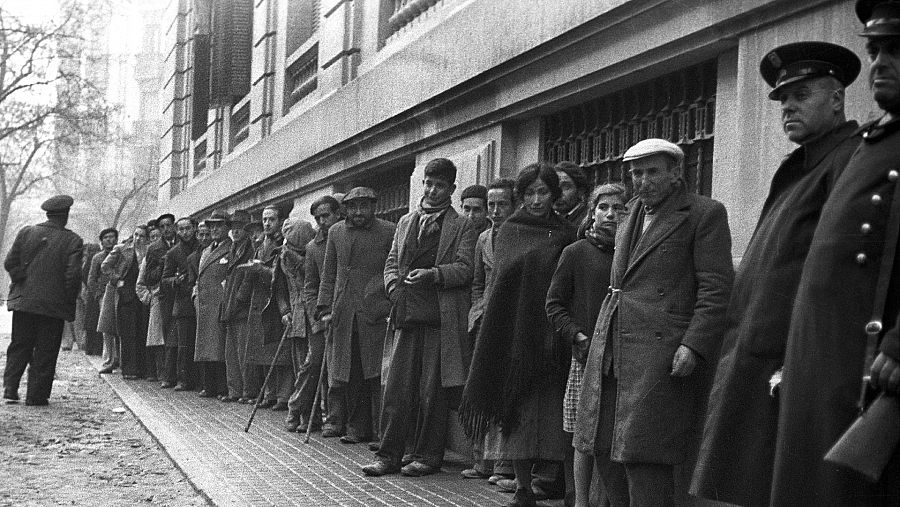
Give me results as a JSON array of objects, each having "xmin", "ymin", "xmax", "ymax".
[{"xmin": 3, "ymin": 195, "xmax": 83, "ymax": 405}]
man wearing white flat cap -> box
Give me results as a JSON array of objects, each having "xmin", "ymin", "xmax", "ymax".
[{"xmin": 573, "ymin": 138, "xmax": 733, "ymax": 506}]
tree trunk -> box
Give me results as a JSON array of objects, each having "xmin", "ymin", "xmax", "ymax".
[{"xmin": 0, "ymin": 198, "xmax": 13, "ymax": 303}]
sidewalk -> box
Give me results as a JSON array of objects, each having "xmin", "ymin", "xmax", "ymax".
[{"xmin": 93, "ymin": 358, "xmax": 517, "ymax": 507}]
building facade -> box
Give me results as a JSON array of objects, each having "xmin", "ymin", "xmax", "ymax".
[{"xmin": 157, "ymin": 0, "xmax": 879, "ymax": 258}]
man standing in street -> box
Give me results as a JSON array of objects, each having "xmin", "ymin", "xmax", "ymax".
[
  {"xmin": 192, "ymin": 211, "xmax": 232, "ymax": 399},
  {"xmin": 460, "ymin": 184, "xmax": 490, "ymax": 236},
  {"xmin": 364, "ymin": 158, "xmax": 476, "ymax": 477},
  {"xmin": 220, "ymin": 210, "xmax": 257, "ymax": 403},
  {"xmin": 318, "ymin": 187, "xmax": 395, "ymax": 445},
  {"xmin": 574, "ymin": 139, "xmax": 733, "ymax": 505},
  {"xmin": 554, "ymin": 161, "xmax": 590, "ymax": 227},
  {"xmin": 285, "ymin": 195, "xmax": 342, "ymax": 433},
  {"xmin": 692, "ymin": 42, "xmax": 862, "ymax": 506},
  {"xmin": 144, "ymin": 213, "xmax": 177, "ymax": 387},
  {"xmin": 771, "ymin": 3, "xmax": 900, "ymax": 503},
  {"xmin": 90, "ymin": 227, "xmax": 119, "ymax": 374},
  {"xmin": 3, "ymin": 195, "xmax": 83, "ymax": 405},
  {"xmin": 161, "ymin": 218, "xmax": 199, "ymax": 391}
]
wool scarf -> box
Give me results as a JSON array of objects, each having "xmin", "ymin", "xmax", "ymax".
[
  {"xmin": 281, "ymin": 220, "xmax": 316, "ymax": 275},
  {"xmin": 416, "ymin": 196, "xmax": 451, "ymax": 242},
  {"xmin": 459, "ymin": 208, "xmax": 576, "ymax": 441}
]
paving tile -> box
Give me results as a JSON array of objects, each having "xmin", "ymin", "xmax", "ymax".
[{"xmin": 93, "ymin": 360, "xmax": 523, "ymax": 506}]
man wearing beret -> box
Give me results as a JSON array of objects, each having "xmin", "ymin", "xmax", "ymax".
[
  {"xmin": 771, "ymin": 2, "xmax": 900, "ymax": 504},
  {"xmin": 365, "ymin": 158, "xmax": 476, "ymax": 477},
  {"xmin": 160, "ymin": 217, "xmax": 200, "ymax": 391},
  {"xmin": 318, "ymin": 187, "xmax": 396, "ymax": 446},
  {"xmin": 573, "ymin": 139, "xmax": 733, "ymax": 505},
  {"xmin": 460, "ymin": 184, "xmax": 490, "ymax": 236},
  {"xmin": 3, "ymin": 195, "xmax": 83, "ymax": 405},
  {"xmin": 692, "ymin": 42, "xmax": 863, "ymax": 506}
]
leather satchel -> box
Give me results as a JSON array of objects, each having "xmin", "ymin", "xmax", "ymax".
[{"xmin": 824, "ymin": 171, "xmax": 900, "ymax": 481}]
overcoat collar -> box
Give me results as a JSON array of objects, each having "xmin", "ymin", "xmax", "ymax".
[
  {"xmin": 199, "ymin": 237, "xmax": 232, "ymax": 276},
  {"xmin": 621, "ymin": 189, "xmax": 691, "ymax": 278},
  {"xmin": 437, "ymin": 206, "xmax": 461, "ymax": 262}
]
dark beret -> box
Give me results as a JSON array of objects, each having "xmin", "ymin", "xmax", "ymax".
[
  {"xmin": 760, "ymin": 41, "xmax": 861, "ymax": 100},
  {"xmin": 460, "ymin": 185, "xmax": 488, "ymax": 202},
  {"xmin": 41, "ymin": 194, "xmax": 74, "ymax": 213}
]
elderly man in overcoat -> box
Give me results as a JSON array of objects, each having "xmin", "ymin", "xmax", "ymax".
[
  {"xmin": 161, "ymin": 218, "xmax": 199, "ymax": 391},
  {"xmin": 3, "ymin": 195, "xmax": 83, "ymax": 405},
  {"xmin": 771, "ymin": 2, "xmax": 900, "ymax": 504},
  {"xmin": 220, "ymin": 210, "xmax": 257, "ymax": 403},
  {"xmin": 364, "ymin": 158, "xmax": 476, "ymax": 477},
  {"xmin": 691, "ymin": 42, "xmax": 862, "ymax": 506},
  {"xmin": 317, "ymin": 187, "xmax": 396, "ymax": 445},
  {"xmin": 574, "ymin": 139, "xmax": 733, "ymax": 506},
  {"xmin": 192, "ymin": 210, "xmax": 232, "ymax": 398}
]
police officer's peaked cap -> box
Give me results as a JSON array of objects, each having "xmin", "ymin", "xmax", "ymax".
[
  {"xmin": 40, "ymin": 194, "xmax": 74, "ymax": 213},
  {"xmin": 622, "ymin": 139, "xmax": 685, "ymax": 166},
  {"xmin": 760, "ymin": 41, "xmax": 861, "ymax": 100},
  {"xmin": 343, "ymin": 187, "xmax": 378, "ymax": 203},
  {"xmin": 230, "ymin": 209, "xmax": 252, "ymax": 226},
  {"xmin": 857, "ymin": 0, "xmax": 900, "ymax": 36},
  {"xmin": 206, "ymin": 209, "xmax": 231, "ymax": 224}
]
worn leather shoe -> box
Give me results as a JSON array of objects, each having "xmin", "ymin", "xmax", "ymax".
[
  {"xmin": 25, "ymin": 399, "xmax": 49, "ymax": 406},
  {"xmin": 219, "ymin": 396, "xmax": 239, "ymax": 403},
  {"xmin": 339, "ymin": 434, "xmax": 364, "ymax": 444},
  {"xmin": 173, "ymin": 383, "xmax": 189, "ymax": 391},
  {"xmin": 461, "ymin": 468, "xmax": 490, "ymax": 479},
  {"xmin": 98, "ymin": 367, "xmax": 114, "ymax": 374},
  {"xmin": 3, "ymin": 390, "xmax": 19, "ymax": 404},
  {"xmin": 160, "ymin": 381, "xmax": 175, "ymax": 389},
  {"xmin": 368, "ymin": 442, "xmax": 380, "ymax": 452},
  {"xmin": 321, "ymin": 427, "xmax": 344, "ymax": 438},
  {"xmin": 489, "ymin": 473, "xmax": 513, "ymax": 485},
  {"xmin": 362, "ymin": 461, "xmax": 399, "ymax": 477},
  {"xmin": 401, "ymin": 461, "xmax": 440, "ymax": 477}
]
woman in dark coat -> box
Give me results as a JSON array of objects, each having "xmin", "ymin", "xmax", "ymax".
[
  {"xmin": 546, "ymin": 183, "xmax": 626, "ymax": 507},
  {"xmin": 460, "ymin": 163, "xmax": 576, "ymax": 507}
]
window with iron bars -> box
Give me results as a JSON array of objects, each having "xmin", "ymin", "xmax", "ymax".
[
  {"xmin": 542, "ymin": 59, "xmax": 716, "ymax": 197},
  {"xmin": 352, "ymin": 164, "xmax": 414, "ymax": 224}
]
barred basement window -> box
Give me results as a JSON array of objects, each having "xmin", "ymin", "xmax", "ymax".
[
  {"xmin": 353, "ymin": 163, "xmax": 414, "ymax": 224},
  {"xmin": 542, "ymin": 59, "xmax": 716, "ymax": 196}
]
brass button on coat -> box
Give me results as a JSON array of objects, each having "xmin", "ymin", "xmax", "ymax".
[
  {"xmin": 889, "ymin": 170, "xmax": 899, "ymax": 182},
  {"xmin": 855, "ymin": 252, "xmax": 868, "ymax": 265},
  {"xmin": 860, "ymin": 223, "xmax": 872, "ymax": 234},
  {"xmin": 871, "ymin": 194, "xmax": 883, "ymax": 205}
]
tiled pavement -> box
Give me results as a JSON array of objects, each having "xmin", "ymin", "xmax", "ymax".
[{"xmin": 92, "ymin": 359, "xmax": 518, "ymax": 507}]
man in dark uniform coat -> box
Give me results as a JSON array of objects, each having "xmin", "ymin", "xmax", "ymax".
[
  {"xmin": 143, "ymin": 213, "xmax": 177, "ymax": 387},
  {"xmin": 771, "ymin": 3, "xmax": 900, "ymax": 504},
  {"xmin": 691, "ymin": 42, "xmax": 862, "ymax": 506},
  {"xmin": 3, "ymin": 195, "xmax": 83, "ymax": 405},
  {"xmin": 161, "ymin": 218, "xmax": 199, "ymax": 391}
]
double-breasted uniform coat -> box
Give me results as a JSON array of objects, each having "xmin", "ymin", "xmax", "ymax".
[
  {"xmin": 192, "ymin": 238, "xmax": 232, "ymax": 362},
  {"xmin": 691, "ymin": 121, "xmax": 860, "ymax": 505},
  {"xmin": 318, "ymin": 218, "xmax": 396, "ymax": 385},
  {"xmin": 771, "ymin": 117, "xmax": 900, "ymax": 505},
  {"xmin": 574, "ymin": 188, "xmax": 734, "ymax": 464}
]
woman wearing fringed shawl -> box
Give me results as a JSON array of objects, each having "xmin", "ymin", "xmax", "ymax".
[
  {"xmin": 459, "ymin": 163, "xmax": 577, "ymax": 507},
  {"xmin": 546, "ymin": 184, "xmax": 627, "ymax": 507}
]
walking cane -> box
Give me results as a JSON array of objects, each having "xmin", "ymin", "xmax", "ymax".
[
  {"xmin": 244, "ymin": 325, "xmax": 291, "ymax": 432},
  {"xmin": 304, "ymin": 314, "xmax": 332, "ymax": 444}
]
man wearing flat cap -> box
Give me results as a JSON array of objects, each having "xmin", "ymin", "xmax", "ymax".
[
  {"xmin": 573, "ymin": 139, "xmax": 733, "ymax": 505},
  {"xmin": 191, "ymin": 210, "xmax": 232, "ymax": 398},
  {"xmin": 318, "ymin": 187, "xmax": 396, "ymax": 445},
  {"xmin": 692, "ymin": 41, "xmax": 863, "ymax": 506},
  {"xmin": 3, "ymin": 195, "xmax": 83, "ymax": 405},
  {"xmin": 366, "ymin": 158, "xmax": 476, "ymax": 477},
  {"xmin": 771, "ymin": 2, "xmax": 900, "ymax": 504},
  {"xmin": 460, "ymin": 184, "xmax": 490, "ymax": 236}
]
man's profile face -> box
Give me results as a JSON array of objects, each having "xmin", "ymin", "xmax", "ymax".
[
  {"xmin": 777, "ymin": 77, "xmax": 841, "ymax": 144},
  {"xmin": 462, "ymin": 197, "xmax": 488, "ymax": 230},
  {"xmin": 630, "ymin": 154, "xmax": 681, "ymax": 208},
  {"xmin": 867, "ymin": 37, "xmax": 900, "ymax": 113},
  {"xmin": 262, "ymin": 209, "xmax": 280, "ymax": 237},
  {"xmin": 176, "ymin": 219, "xmax": 196, "ymax": 243},
  {"xmin": 553, "ymin": 170, "xmax": 583, "ymax": 214}
]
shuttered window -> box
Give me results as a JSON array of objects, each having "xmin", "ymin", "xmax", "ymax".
[{"xmin": 209, "ymin": 0, "xmax": 254, "ymax": 107}]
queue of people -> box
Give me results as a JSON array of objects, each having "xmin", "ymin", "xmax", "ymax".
[{"xmin": 3, "ymin": 2, "xmax": 900, "ymax": 505}]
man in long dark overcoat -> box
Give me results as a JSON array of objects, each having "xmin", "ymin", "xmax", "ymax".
[
  {"xmin": 193, "ymin": 211, "xmax": 232, "ymax": 398},
  {"xmin": 220, "ymin": 210, "xmax": 257, "ymax": 403},
  {"xmin": 365, "ymin": 159, "xmax": 476, "ymax": 477},
  {"xmin": 317, "ymin": 187, "xmax": 396, "ymax": 444},
  {"xmin": 3, "ymin": 195, "xmax": 83, "ymax": 405},
  {"xmin": 691, "ymin": 42, "xmax": 863, "ymax": 506},
  {"xmin": 573, "ymin": 139, "xmax": 733, "ymax": 506},
  {"xmin": 770, "ymin": 3, "xmax": 900, "ymax": 504},
  {"xmin": 143, "ymin": 213, "xmax": 177, "ymax": 386},
  {"xmin": 161, "ymin": 218, "xmax": 199, "ymax": 390}
]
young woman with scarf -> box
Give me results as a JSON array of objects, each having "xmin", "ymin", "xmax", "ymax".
[
  {"xmin": 546, "ymin": 184, "xmax": 627, "ymax": 507},
  {"xmin": 459, "ymin": 163, "xmax": 577, "ymax": 507}
]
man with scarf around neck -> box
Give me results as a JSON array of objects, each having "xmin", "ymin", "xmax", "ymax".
[
  {"xmin": 546, "ymin": 183, "xmax": 627, "ymax": 507},
  {"xmin": 161, "ymin": 218, "xmax": 200, "ymax": 391},
  {"xmin": 573, "ymin": 139, "xmax": 733, "ymax": 507},
  {"xmin": 461, "ymin": 178, "xmax": 517, "ymax": 483},
  {"xmin": 245, "ymin": 206, "xmax": 293, "ymax": 410},
  {"xmin": 363, "ymin": 158, "xmax": 476, "ymax": 477},
  {"xmin": 191, "ymin": 211, "xmax": 232, "ymax": 399},
  {"xmin": 691, "ymin": 42, "xmax": 863, "ymax": 506},
  {"xmin": 770, "ymin": 4, "xmax": 900, "ymax": 503},
  {"xmin": 317, "ymin": 187, "xmax": 396, "ymax": 446},
  {"xmin": 219, "ymin": 210, "xmax": 258, "ymax": 403},
  {"xmin": 3, "ymin": 195, "xmax": 82, "ymax": 405},
  {"xmin": 285, "ymin": 195, "xmax": 342, "ymax": 433}
]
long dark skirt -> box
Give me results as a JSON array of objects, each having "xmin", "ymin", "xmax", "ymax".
[{"xmin": 83, "ymin": 296, "xmax": 103, "ymax": 356}]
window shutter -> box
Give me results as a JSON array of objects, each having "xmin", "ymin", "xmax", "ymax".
[{"xmin": 209, "ymin": 0, "xmax": 253, "ymax": 107}]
